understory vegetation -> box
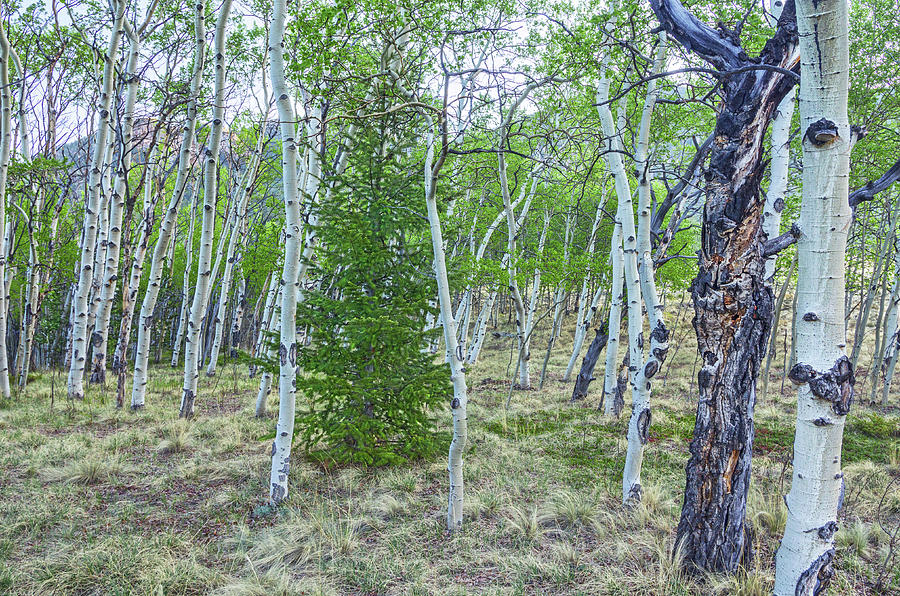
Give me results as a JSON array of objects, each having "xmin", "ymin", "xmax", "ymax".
[{"xmin": 2, "ymin": 311, "xmax": 897, "ymax": 595}]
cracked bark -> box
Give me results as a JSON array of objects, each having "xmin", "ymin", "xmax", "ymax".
[{"xmin": 650, "ymin": 0, "xmax": 800, "ymax": 572}]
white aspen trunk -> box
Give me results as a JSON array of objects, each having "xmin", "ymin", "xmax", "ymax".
[
  {"xmin": 251, "ymin": 270, "xmax": 276, "ymax": 377},
  {"xmin": 602, "ymin": 224, "xmax": 625, "ymax": 417},
  {"xmin": 774, "ymin": 0, "xmax": 852, "ymax": 592},
  {"xmin": 596, "ymin": 31, "xmax": 669, "ymax": 504},
  {"xmin": 112, "ymin": 150, "xmax": 159, "ymax": 407},
  {"xmin": 67, "ymin": 0, "xmax": 127, "ymax": 400},
  {"xmin": 623, "ymin": 37, "xmax": 669, "ymax": 504},
  {"xmin": 91, "ymin": 15, "xmax": 153, "ymax": 384},
  {"xmin": 762, "ymin": 0, "xmax": 796, "ymax": 282},
  {"xmin": 881, "ymin": 257, "xmax": 900, "ymax": 403},
  {"xmin": 0, "ymin": 20, "xmax": 14, "ymax": 398},
  {"xmin": 564, "ymin": 188, "xmax": 608, "ymax": 381},
  {"xmin": 87, "ymin": 138, "xmax": 115, "ymax": 340},
  {"xmin": 422, "ymin": 124, "xmax": 468, "ymax": 531},
  {"xmin": 523, "ymin": 211, "xmax": 551, "ymax": 365},
  {"xmin": 255, "ymin": 282, "xmax": 281, "ymax": 417},
  {"xmin": 231, "ymin": 276, "xmax": 246, "ymax": 355},
  {"xmin": 9, "ymin": 39, "xmax": 39, "ymax": 387},
  {"xmin": 180, "ymin": 0, "xmax": 233, "ymax": 419},
  {"xmin": 268, "ymin": 0, "xmax": 300, "ymax": 502},
  {"xmin": 206, "ymin": 134, "xmax": 263, "ymax": 376},
  {"xmin": 465, "ymin": 185, "xmax": 536, "ymax": 365},
  {"xmin": 598, "ymin": 81, "xmax": 647, "ymax": 502},
  {"xmin": 461, "ymin": 190, "xmax": 528, "ymax": 361},
  {"xmin": 552, "ymin": 210, "xmax": 575, "ymax": 341},
  {"xmin": 131, "ymin": 0, "xmax": 207, "ymax": 409},
  {"xmin": 498, "ymin": 142, "xmax": 539, "ymax": 389},
  {"xmin": 171, "ymin": 175, "xmax": 201, "ymax": 367},
  {"xmin": 764, "ymin": 91, "xmax": 795, "ymax": 281}
]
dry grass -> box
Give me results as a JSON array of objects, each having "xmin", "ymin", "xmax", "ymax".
[{"xmin": 0, "ymin": 307, "xmax": 897, "ymax": 594}]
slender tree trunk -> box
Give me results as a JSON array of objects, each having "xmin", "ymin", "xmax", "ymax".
[
  {"xmin": 66, "ymin": 0, "xmax": 127, "ymax": 400},
  {"xmin": 180, "ymin": 0, "xmax": 233, "ymax": 419},
  {"xmin": 250, "ymin": 271, "xmax": 276, "ymax": 377},
  {"xmin": 602, "ymin": 221, "xmax": 625, "ymax": 417},
  {"xmin": 775, "ymin": 1, "xmax": 852, "ymax": 592},
  {"xmin": 254, "ymin": 282, "xmax": 281, "ymax": 417},
  {"xmin": 206, "ymin": 131, "xmax": 264, "ymax": 375},
  {"xmin": 131, "ymin": 0, "xmax": 206, "ymax": 409},
  {"xmin": 267, "ymin": 0, "xmax": 301, "ymax": 501},
  {"xmin": 171, "ymin": 175, "xmax": 201, "ymax": 367},
  {"xmin": 881, "ymin": 254, "xmax": 900, "ymax": 403},
  {"xmin": 565, "ymin": 188, "xmax": 609, "ymax": 381},
  {"xmin": 763, "ymin": 254, "xmax": 797, "ymax": 399},
  {"xmin": 113, "ymin": 152, "xmax": 160, "ymax": 407},
  {"xmin": 91, "ymin": 14, "xmax": 154, "ymax": 384},
  {"xmin": 422, "ymin": 123, "xmax": 468, "ymax": 531}
]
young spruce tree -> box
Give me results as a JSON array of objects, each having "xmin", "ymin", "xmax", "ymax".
[{"xmin": 294, "ymin": 125, "xmax": 448, "ymax": 467}]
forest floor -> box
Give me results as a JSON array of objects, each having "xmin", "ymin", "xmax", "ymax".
[{"xmin": 1, "ymin": 304, "xmax": 899, "ymax": 595}]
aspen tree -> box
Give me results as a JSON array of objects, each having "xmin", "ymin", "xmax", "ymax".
[
  {"xmin": 564, "ymin": 187, "xmax": 608, "ymax": 382},
  {"xmin": 595, "ymin": 26, "xmax": 669, "ymax": 503},
  {"xmin": 267, "ymin": 0, "xmax": 300, "ymax": 502},
  {"xmin": 774, "ymin": 0, "xmax": 853, "ymax": 591},
  {"xmin": 67, "ymin": 0, "xmax": 127, "ymax": 400},
  {"xmin": 91, "ymin": 4, "xmax": 158, "ymax": 384},
  {"xmin": 206, "ymin": 127, "xmax": 265, "ymax": 376},
  {"xmin": 180, "ymin": 0, "xmax": 234, "ymax": 418},
  {"xmin": 0, "ymin": 16, "xmax": 15, "ymax": 398},
  {"xmin": 254, "ymin": 282, "xmax": 281, "ymax": 417},
  {"xmin": 131, "ymin": 0, "xmax": 207, "ymax": 409},
  {"xmin": 171, "ymin": 176, "xmax": 201, "ymax": 367},
  {"xmin": 113, "ymin": 150, "xmax": 160, "ymax": 407},
  {"xmin": 497, "ymin": 87, "xmax": 547, "ymax": 389},
  {"xmin": 250, "ymin": 270, "xmax": 276, "ymax": 378}
]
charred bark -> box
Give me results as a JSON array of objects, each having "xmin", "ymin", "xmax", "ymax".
[
  {"xmin": 650, "ymin": 0, "xmax": 800, "ymax": 573},
  {"xmin": 571, "ymin": 321, "xmax": 609, "ymax": 403}
]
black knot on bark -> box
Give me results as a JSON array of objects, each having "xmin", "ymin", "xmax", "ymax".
[
  {"xmin": 816, "ymin": 521, "xmax": 839, "ymax": 541},
  {"xmin": 637, "ymin": 408, "xmax": 651, "ymax": 444},
  {"xmin": 650, "ymin": 320, "xmax": 669, "ymax": 343},
  {"xmin": 806, "ymin": 118, "xmax": 840, "ymax": 146},
  {"xmin": 788, "ymin": 363, "xmax": 815, "ymax": 384},
  {"xmin": 644, "ymin": 360, "xmax": 659, "ymax": 379},
  {"xmin": 637, "ymin": 332, "xmax": 644, "ymax": 350},
  {"xmin": 652, "ymin": 346, "xmax": 669, "ymax": 363},
  {"xmin": 773, "ymin": 197, "xmax": 785, "ymax": 213},
  {"xmin": 796, "ymin": 548, "xmax": 835, "ymax": 595},
  {"xmin": 803, "ymin": 312, "xmax": 819, "ymax": 321},
  {"xmin": 813, "ymin": 417, "xmax": 833, "ymax": 426},
  {"xmin": 450, "ymin": 397, "xmax": 460, "ymax": 409}
]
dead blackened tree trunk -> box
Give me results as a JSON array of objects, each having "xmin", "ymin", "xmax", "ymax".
[
  {"xmin": 650, "ymin": 0, "xmax": 801, "ymax": 572},
  {"xmin": 774, "ymin": 0, "xmax": 853, "ymax": 591}
]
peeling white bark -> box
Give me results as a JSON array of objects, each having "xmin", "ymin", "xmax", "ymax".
[{"xmin": 171, "ymin": 175, "xmax": 201, "ymax": 367}]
